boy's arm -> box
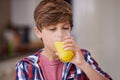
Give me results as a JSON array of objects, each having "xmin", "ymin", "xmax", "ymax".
[
  {"xmin": 77, "ymin": 50, "xmax": 112, "ymax": 80},
  {"xmin": 59, "ymin": 36, "xmax": 112, "ymax": 79},
  {"xmin": 15, "ymin": 61, "xmax": 28, "ymax": 80},
  {"xmin": 15, "ymin": 60, "xmax": 36, "ymax": 80}
]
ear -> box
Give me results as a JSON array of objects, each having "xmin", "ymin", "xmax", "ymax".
[{"xmin": 34, "ymin": 26, "xmax": 42, "ymax": 39}]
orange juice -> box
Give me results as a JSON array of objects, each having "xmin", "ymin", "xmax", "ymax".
[{"xmin": 54, "ymin": 42, "xmax": 74, "ymax": 62}]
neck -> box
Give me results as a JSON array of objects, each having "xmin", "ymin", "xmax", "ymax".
[{"xmin": 41, "ymin": 47, "xmax": 59, "ymax": 61}]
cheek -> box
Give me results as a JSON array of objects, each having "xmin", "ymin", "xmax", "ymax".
[{"xmin": 42, "ymin": 35, "xmax": 55, "ymax": 49}]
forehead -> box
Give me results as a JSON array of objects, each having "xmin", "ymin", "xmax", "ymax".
[{"xmin": 45, "ymin": 21, "xmax": 70, "ymax": 28}]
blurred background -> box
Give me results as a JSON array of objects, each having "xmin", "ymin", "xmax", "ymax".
[{"xmin": 0, "ymin": 0, "xmax": 120, "ymax": 80}]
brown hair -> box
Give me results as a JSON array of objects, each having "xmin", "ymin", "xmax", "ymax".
[{"xmin": 34, "ymin": 0, "xmax": 73, "ymax": 31}]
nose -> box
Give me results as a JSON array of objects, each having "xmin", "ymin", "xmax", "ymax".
[{"xmin": 57, "ymin": 30, "xmax": 63, "ymax": 38}]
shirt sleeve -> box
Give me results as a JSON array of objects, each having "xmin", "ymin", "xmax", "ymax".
[
  {"xmin": 15, "ymin": 61, "xmax": 29, "ymax": 80},
  {"xmin": 15, "ymin": 59, "xmax": 37, "ymax": 80},
  {"xmin": 82, "ymin": 49, "xmax": 112, "ymax": 80}
]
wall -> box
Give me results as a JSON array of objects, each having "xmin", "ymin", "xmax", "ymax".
[
  {"xmin": 73, "ymin": 0, "xmax": 120, "ymax": 80},
  {"xmin": 11, "ymin": 0, "xmax": 41, "ymax": 42}
]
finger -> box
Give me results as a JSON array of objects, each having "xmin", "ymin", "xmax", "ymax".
[
  {"xmin": 64, "ymin": 36, "xmax": 76, "ymax": 43},
  {"xmin": 63, "ymin": 44, "xmax": 75, "ymax": 51},
  {"xmin": 63, "ymin": 46, "xmax": 74, "ymax": 51},
  {"xmin": 64, "ymin": 36, "xmax": 74, "ymax": 40},
  {"xmin": 63, "ymin": 43, "xmax": 73, "ymax": 48},
  {"xmin": 63, "ymin": 39, "xmax": 73, "ymax": 44}
]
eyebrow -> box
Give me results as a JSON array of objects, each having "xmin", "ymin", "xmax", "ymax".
[{"xmin": 63, "ymin": 22, "xmax": 70, "ymax": 26}]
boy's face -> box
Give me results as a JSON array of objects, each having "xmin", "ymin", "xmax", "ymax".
[{"xmin": 35, "ymin": 21, "xmax": 71, "ymax": 53}]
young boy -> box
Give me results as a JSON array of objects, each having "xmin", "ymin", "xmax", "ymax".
[{"xmin": 15, "ymin": 0, "xmax": 112, "ymax": 80}]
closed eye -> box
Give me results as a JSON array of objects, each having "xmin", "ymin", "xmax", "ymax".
[
  {"xmin": 63, "ymin": 28, "xmax": 69, "ymax": 30},
  {"xmin": 62, "ymin": 27, "xmax": 70, "ymax": 30},
  {"xmin": 49, "ymin": 28, "xmax": 56, "ymax": 31}
]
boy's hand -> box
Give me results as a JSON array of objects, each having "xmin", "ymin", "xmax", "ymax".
[{"xmin": 63, "ymin": 36, "xmax": 86, "ymax": 67}]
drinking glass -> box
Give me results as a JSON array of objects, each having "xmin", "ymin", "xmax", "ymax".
[{"xmin": 53, "ymin": 31, "xmax": 74, "ymax": 62}]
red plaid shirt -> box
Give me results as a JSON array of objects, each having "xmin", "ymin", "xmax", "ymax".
[{"xmin": 15, "ymin": 49, "xmax": 112, "ymax": 80}]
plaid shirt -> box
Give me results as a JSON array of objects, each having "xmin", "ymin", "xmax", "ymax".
[{"xmin": 15, "ymin": 49, "xmax": 112, "ymax": 80}]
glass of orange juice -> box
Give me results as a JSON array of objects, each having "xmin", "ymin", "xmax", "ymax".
[{"xmin": 53, "ymin": 31, "xmax": 74, "ymax": 62}]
